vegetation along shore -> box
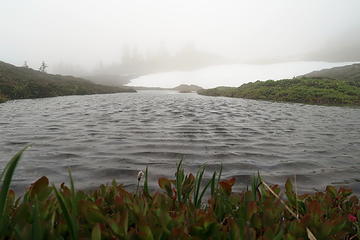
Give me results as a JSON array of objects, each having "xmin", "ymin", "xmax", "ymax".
[
  {"xmin": 198, "ymin": 64, "xmax": 360, "ymax": 106},
  {"xmin": 0, "ymin": 148, "xmax": 359, "ymax": 239},
  {"xmin": 198, "ymin": 77, "xmax": 360, "ymax": 106},
  {"xmin": 0, "ymin": 61, "xmax": 135, "ymax": 103}
]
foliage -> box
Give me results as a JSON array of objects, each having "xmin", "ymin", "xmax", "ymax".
[
  {"xmin": 0, "ymin": 149, "xmax": 359, "ymax": 239},
  {"xmin": 0, "ymin": 61, "xmax": 136, "ymax": 103},
  {"xmin": 0, "ymin": 93, "xmax": 7, "ymax": 103},
  {"xmin": 198, "ymin": 77, "xmax": 360, "ymax": 106},
  {"xmin": 173, "ymin": 84, "xmax": 203, "ymax": 93}
]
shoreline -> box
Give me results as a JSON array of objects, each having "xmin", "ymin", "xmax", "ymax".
[{"xmin": 198, "ymin": 77, "xmax": 360, "ymax": 107}]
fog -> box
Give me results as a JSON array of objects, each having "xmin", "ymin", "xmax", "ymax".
[
  {"xmin": 1, "ymin": 0, "xmax": 360, "ymax": 79},
  {"xmin": 127, "ymin": 61, "xmax": 357, "ymax": 88}
]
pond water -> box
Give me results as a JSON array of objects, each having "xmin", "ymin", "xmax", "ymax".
[{"xmin": 1, "ymin": 91, "xmax": 360, "ymax": 194}]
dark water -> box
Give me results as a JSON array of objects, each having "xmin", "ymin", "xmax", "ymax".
[{"xmin": 1, "ymin": 91, "xmax": 360, "ymax": 194}]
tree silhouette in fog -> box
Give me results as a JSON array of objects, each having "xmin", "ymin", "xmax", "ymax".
[{"xmin": 39, "ymin": 61, "xmax": 48, "ymax": 72}]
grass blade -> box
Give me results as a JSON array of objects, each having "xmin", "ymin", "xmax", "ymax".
[
  {"xmin": 194, "ymin": 167, "xmax": 205, "ymax": 207},
  {"xmin": 53, "ymin": 185, "xmax": 78, "ymax": 240},
  {"xmin": 210, "ymin": 172, "xmax": 216, "ymax": 197},
  {"xmin": 143, "ymin": 166, "xmax": 150, "ymax": 198},
  {"xmin": 217, "ymin": 163, "xmax": 222, "ymax": 192},
  {"xmin": 197, "ymin": 176, "xmax": 214, "ymax": 208},
  {"xmin": 251, "ymin": 172, "xmax": 261, "ymax": 201},
  {"xmin": 175, "ymin": 158, "xmax": 184, "ymax": 203},
  {"xmin": 68, "ymin": 169, "xmax": 78, "ymax": 213},
  {"xmin": 0, "ymin": 146, "xmax": 29, "ymax": 230},
  {"xmin": 68, "ymin": 168, "xmax": 79, "ymax": 233},
  {"xmin": 68, "ymin": 168, "xmax": 75, "ymax": 196}
]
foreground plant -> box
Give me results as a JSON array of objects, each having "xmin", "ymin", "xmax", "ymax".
[{"xmin": 0, "ymin": 149, "xmax": 359, "ymax": 239}]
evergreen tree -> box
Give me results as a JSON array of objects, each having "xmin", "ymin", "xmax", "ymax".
[
  {"xmin": 23, "ymin": 61, "xmax": 29, "ymax": 68},
  {"xmin": 39, "ymin": 61, "xmax": 48, "ymax": 72}
]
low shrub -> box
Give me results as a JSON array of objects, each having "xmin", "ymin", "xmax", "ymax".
[
  {"xmin": 198, "ymin": 77, "xmax": 360, "ymax": 106},
  {"xmin": 0, "ymin": 148, "xmax": 359, "ymax": 239}
]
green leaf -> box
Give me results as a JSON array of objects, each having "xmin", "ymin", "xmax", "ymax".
[
  {"xmin": 210, "ymin": 171, "xmax": 216, "ymax": 197},
  {"xmin": 139, "ymin": 224, "xmax": 154, "ymax": 240},
  {"xmin": 158, "ymin": 178, "xmax": 173, "ymax": 198},
  {"xmin": 216, "ymin": 163, "xmax": 223, "ymax": 194},
  {"xmin": 251, "ymin": 172, "xmax": 261, "ymax": 201},
  {"xmin": 31, "ymin": 198, "xmax": 43, "ymax": 240},
  {"xmin": 53, "ymin": 185, "xmax": 78, "ymax": 240},
  {"xmin": 285, "ymin": 179, "xmax": 296, "ymax": 205},
  {"xmin": 197, "ymin": 175, "xmax": 214, "ymax": 208},
  {"xmin": 0, "ymin": 146, "xmax": 29, "ymax": 233},
  {"xmin": 194, "ymin": 166, "xmax": 205, "ymax": 206},
  {"xmin": 143, "ymin": 166, "xmax": 151, "ymax": 198},
  {"xmin": 91, "ymin": 223, "xmax": 101, "ymax": 240},
  {"xmin": 273, "ymin": 229, "xmax": 283, "ymax": 240},
  {"xmin": 175, "ymin": 158, "xmax": 185, "ymax": 203}
]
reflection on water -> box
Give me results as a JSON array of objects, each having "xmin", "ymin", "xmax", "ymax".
[{"xmin": 1, "ymin": 91, "xmax": 360, "ymax": 194}]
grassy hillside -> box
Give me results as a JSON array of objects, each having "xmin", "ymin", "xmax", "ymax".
[
  {"xmin": 198, "ymin": 77, "xmax": 360, "ymax": 106},
  {"xmin": 0, "ymin": 61, "xmax": 135, "ymax": 103},
  {"xmin": 173, "ymin": 84, "xmax": 203, "ymax": 93},
  {"xmin": 302, "ymin": 63, "xmax": 360, "ymax": 82}
]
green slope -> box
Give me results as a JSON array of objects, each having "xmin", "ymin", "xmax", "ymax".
[
  {"xmin": 0, "ymin": 61, "xmax": 135, "ymax": 103},
  {"xmin": 198, "ymin": 77, "xmax": 360, "ymax": 106},
  {"xmin": 302, "ymin": 63, "xmax": 360, "ymax": 82},
  {"xmin": 173, "ymin": 84, "xmax": 203, "ymax": 93}
]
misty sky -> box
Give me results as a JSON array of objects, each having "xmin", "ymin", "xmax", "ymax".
[{"xmin": 1, "ymin": 0, "xmax": 360, "ymax": 71}]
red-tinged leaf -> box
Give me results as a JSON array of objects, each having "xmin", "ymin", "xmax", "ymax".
[
  {"xmin": 219, "ymin": 177, "xmax": 236, "ymax": 194},
  {"xmin": 114, "ymin": 195, "xmax": 124, "ymax": 206},
  {"xmin": 95, "ymin": 198, "xmax": 103, "ymax": 206},
  {"xmin": 308, "ymin": 200, "xmax": 322, "ymax": 216},
  {"xmin": 326, "ymin": 186, "xmax": 337, "ymax": 198},
  {"xmin": 7, "ymin": 189, "xmax": 15, "ymax": 206},
  {"xmin": 158, "ymin": 178, "xmax": 171, "ymax": 189},
  {"xmin": 171, "ymin": 227, "xmax": 190, "ymax": 239},
  {"xmin": 60, "ymin": 183, "xmax": 71, "ymax": 197},
  {"xmin": 247, "ymin": 201, "xmax": 258, "ymax": 218},
  {"xmin": 30, "ymin": 176, "xmax": 51, "ymax": 201},
  {"xmin": 118, "ymin": 210, "xmax": 128, "ymax": 236},
  {"xmin": 158, "ymin": 178, "xmax": 173, "ymax": 197},
  {"xmin": 338, "ymin": 187, "xmax": 352, "ymax": 198},
  {"xmin": 182, "ymin": 173, "xmax": 195, "ymax": 195}
]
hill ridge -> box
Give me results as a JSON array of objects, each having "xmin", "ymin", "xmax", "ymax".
[{"xmin": 0, "ymin": 61, "xmax": 135, "ymax": 103}]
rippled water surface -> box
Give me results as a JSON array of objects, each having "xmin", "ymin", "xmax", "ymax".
[{"xmin": 1, "ymin": 91, "xmax": 360, "ymax": 194}]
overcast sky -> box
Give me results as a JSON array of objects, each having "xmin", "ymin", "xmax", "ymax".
[{"xmin": 1, "ymin": 0, "xmax": 360, "ymax": 70}]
